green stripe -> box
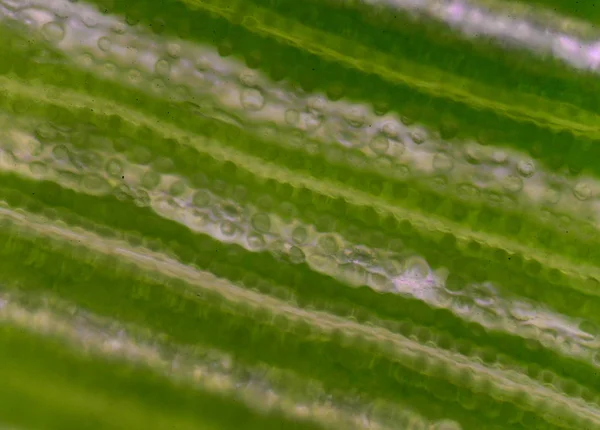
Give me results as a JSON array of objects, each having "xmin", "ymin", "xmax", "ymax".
[{"xmin": 0, "ymin": 0, "xmax": 599, "ymax": 428}]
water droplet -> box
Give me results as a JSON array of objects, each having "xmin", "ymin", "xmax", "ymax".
[
  {"xmin": 97, "ymin": 36, "xmax": 111, "ymax": 52},
  {"xmin": 285, "ymin": 109, "xmax": 300, "ymax": 125},
  {"xmin": 82, "ymin": 13, "xmax": 99, "ymax": 28},
  {"xmin": 154, "ymin": 59, "xmax": 171, "ymax": 76},
  {"xmin": 151, "ymin": 79, "xmax": 166, "ymax": 93},
  {"xmin": 574, "ymin": 182, "xmax": 593, "ymax": 200},
  {"xmin": 192, "ymin": 190, "xmax": 211, "ymax": 207},
  {"xmin": 42, "ymin": 21, "xmax": 65, "ymax": 42},
  {"xmin": 502, "ymin": 175, "xmax": 523, "ymax": 193},
  {"xmin": 382, "ymin": 121, "xmax": 400, "ymax": 138},
  {"xmin": 82, "ymin": 174, "xmax": 111, "ymax": 194},
  {"xmin": 105, "ymin": 159, "xmax": 123, "ymax": 178},
  {"xmin": 128, "ymin": 69, "xmax": 143, "ymax": 85},
  {"xmin": 239, "ymin": 69, "xmax": 259, "ymax": 87},
  {"xmin": 241, "ymin": 88, "xmax": 265, "ymax": 111},
  {"xmin": 247, "ymin": 233, "xmax": 266, "ymax": 250},
  {"xmin": 220, "ymin": 221, "xmax": 237, "ymax": 237},
  {"xmin": 52, "ymin": 144, "xmax": 71, "ymax": 162},
  {"xmin": 167, "ymin": 43, "xmax": 182, "ymax": 58},
  {"xmin": 35, "ymin": 123, "xmax": 57, "ymax": 141},
  {"xmin": 251, "ymin": 212, "xmax": 271, "ymax": 233},
  {"xmin": 517, "ymin": 160, "xmax": 535, "ymax": 177},
  {"xmin": 344, "ymin": 106, "xmax": 366, "ymax": 127},
  {"xmin": 288, "ymin": 246, "xmax": 306, "ymax": 264},
  {"xmin": 292, "ymin": 226, "xmax": 308, "ymax": 244},
  {"xmin": 370, "ymin": 135, "xmax": 390, "ymax": 155},
  {"xmin": 410, "ymin": 129, "xmax": 427, "ymax": 144},
  {"xmin": 404, "ymin": 256, "xmax": 430, "ymax": 279},
  {"xmin": 169, "ymin": 180, "xmax": 187, "ymax": 196},
  {"xmin": 141, "ymin": 171, "xmax": 161, "ymax": 189},
  {"xmin": 318, "ymin": 235, "xmax": 339, "ymax": 254}
]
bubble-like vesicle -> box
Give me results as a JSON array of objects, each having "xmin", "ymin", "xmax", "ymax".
[
  {"xmin": 369, "ymin": 135, "xmax": 390, "ymax": 155},
  {"xmin": 42, "ymin": 21, "xmax": 66, "ymax": 42},
  {"xmin": 154, "ymin": 59, "xmax": 171, "ymax": 77},
  {"xmin": 292, "ymin": 226, "xmax": 309, "ymax": 244},
  {"xmin": 192, "ymin": 190, "xmax": 211, "ymax": 208},
  {"xmin": 288, "ymin": 246, "xmax": 306, "ymax": 264},
  {"xmin": 573, "ymin": 182, "xmax": 593, "ymax": 201},
  {"xmin": 517, "ymin": 160, "xmax": 535, "ymax": 177},
  {"xmin": 502, "ymin": 175, "xmax": 523, "ymax": 193},
  {"xmin": 97, "ymin": 36, "xmax": 112, "ymax": 52},
  {"xmin": 240, "ymin": 88, "xmax": 265, "ymax": 111},
  {"xmin": 445, "ymin": 273, "xmax": 466, "ymax": 292},
  {"xmin": 318, "ymin": 235, "xmax": 340, "ymax": 254},
  {"xmin": 105, "ymin": 159, "xmax": 123, "ymax": 178},
  {"xmin": 251, "ymin": 212, "xmax": 271, "ymax": 233}
]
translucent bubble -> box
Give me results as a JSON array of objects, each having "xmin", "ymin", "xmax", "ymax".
[
  {"xmin": 285, "ymin": 109, "xmax": 300, "ymax": 125},
  {"xmin": 318, "ymin": 235, "xmax": 339, "ymax": 254},
  {"xmin": 240, "ymin": 88, "xmax": 265, "ymax": 111},
  {"xmin": 502, "ymin": 175, "xmax": 523, "ymax": 193},
  {"xmin": 220, "ymin": 221, "xmax": 237, "ymax": 237},
  {"xmin": 52, "ymin": 144, "xmax": 71, "ymax": 162},
  {"xmin": 97, "ymin": 36, "xmax": 111, "ymax": 52},
  {"xmin": 288, "ymin": 246, "xmax": 306, "ymax": 264},
  {"xmin": 491, "ymin": 150, "xmax": 508, "ymax": 164},
  {"xmin": 291, "ymin": 226, "xmax": 309, "ymax": 244},
  {"xmin": 133, "ymin": 190, "xmax": 151, "ymax": 207},
  {"xmin": 82, "ymin": 13, "xmax": 99, "ymax": 28},
  {"xmin": 154, "ymin": 59, "xmax": 171, "ymax": 76},
  {"xmin": 151, "ymin": 79, "xmax": 167, "ymax": 93},
  {"xmin": 141, "ymin": 171, "xmax": 161, "ymax": 189},
  {"xmin": 404, "ymin": 256, "xmax": 430, "ymax": 279},
  {"xmin": 309, "ymin": 253, "xmax": 338, "ymax": 272},
  {"xmin": 445, "ymin": 273, "xmax": 466, "ymax": 292},
  {"xmin": 111, "ymin": 22, "xmax": 127, "ymax": 35},
  {"xmin": 517, "ymin": 160, "xmax": 535, "ymax": 177},
  {"xmin": 247, "ymin": 233, "xmax": 266, "ymax": 250},
  {"xmin": 35, "ymin": 123, "xmax": 57, "ymax": 141},
  {"xmin": 382, "ymin": 121, "xmax": 401, "ymax": 138},
  {"xmin": 102, "ymin": 62, "xmax": 117, "ymax": 77},
  {"xmin": 221, "ymin": 202, "xmax": 242, "ymax": 221},
  {"xmin": 42, "ymin": 21, "xmax": 65, "ymax": 42},
  {"xmin": 76, "ymin": 53, "xmax": 94, "ymax": 68},
  {"xmin": 169, "ymin": 180, "xmax": 187, "ymax": 197},
  {"xmin": 81, "ymin": 174, "xmax": 111, "ymax": 193},
  {"xmin": 105, "ymin": 159, "xmax": 123, "ymax": 178},
  {"xmin": 192, "ymin": 190, "xmax": 211, "ymax": 207},
  {"xmin": 344, "ymin": 106, "xmax": 366, "ymax": 127},
  {"xmin": 432, "ymin": 153, "xmax": 454, "ymax": 172},
  {"xmin": 167, "ymin": 43, "xmax": 182, "ymax": 58},
  {"xmin": 239, "ymin": 69, "xmax": 259, "ymax": 87},
  {"xmin": 410, "ymin": 129, "xmax": 427, "ymax": 144},
  {"xmin": 370, "ymin": 272, "xmax": 394, "ymax": 291},
  {"xmin": 195, "ymin": 56, "xmax": 212, "ymax": 71},
  {"xmin": 370, "ymin": 135, "xmax": 390, "ymax": 155},
  {"xmin": 307, "ymin": 96, "xmax": 327, "ymax": 115},
  {"xmin": 251, "ymin": 212, "xmax": 271, "ymax": 233},
  {"xmin": 128, "ymin": 69, "xmax": 143, "ymax": 85},
  {"xmin": 574, "ymin": 182, "xmax": 593, "ymax": 201}
]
